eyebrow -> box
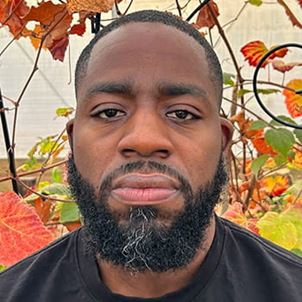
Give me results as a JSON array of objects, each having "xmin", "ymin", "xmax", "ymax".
[
  {"xmin": 84, "ymin": 81, "xmax": 134, "ymax": 100},
  {"xmin": 157, "ymin": 83, "xmax": 208, "ymax": 99},
  {"xmin": 83, "ymin": 81, "xmax": 208, "ymax": 102}
]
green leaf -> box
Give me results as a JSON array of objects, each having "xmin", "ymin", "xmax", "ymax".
[
  {"xmin": 59, "ymin": 202, "xmax": 80, "ymax": 223},
  {"xmin": 223, "ymin": 72, "xmax": 235, "ymax": 86},
  {"xmin": 249, "ymin": 120, "xmax": 268, "ymax": 130},
  {"xmin": 294, "ymin": 129, "xmax": 302, "ymax": 143},
  {"xmin": 237, "ymin": 89, "xmax": 252, "ymax": 97},
  {"xmin": 56, "ymin": 107, "xmax": 74, "ymax": 118},
  {"xmin": 291, "ymin": 249, "xmax": 302, "ymax": 257},
  {"xmin": 270, "ymin": 115, "xmax": 297, "ymax": 127},
  {"xmin": 265, "ymin": 128, "xmax": 295, "ymax": 156},
  {"xmin": 51, "ymin": 167, "xmax": 62, "ymax": 183},
  {"xmin": 257, "ymin": 211, "xmax": 298, "ymax": 250},
  {"xmin": 41, "ymin": 183, "xmax": 70, "ymax": 196},
  {"xmin": 281, "ymin": 207, "xmax": 302, "ymax": 250},
  {"xmin": 251, "ymin": 154, "xmax": 269, "ymax": 176},
  {"xmin": 257, "ymin": 88, "xmax": 280, "ymax": 95},
  {"xmin": 273, "ymin": 153, "xmax": 287, "ymax": 166},
  {"xmin": 248, "ymin": 0, "xmax": 263, "ymax": 6}
]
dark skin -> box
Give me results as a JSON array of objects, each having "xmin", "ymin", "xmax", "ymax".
[{"xmin": 67, "ymin": 23, "xmax": 233, "ymax": 298}]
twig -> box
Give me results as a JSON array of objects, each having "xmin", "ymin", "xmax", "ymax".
[
  {"xmin": 122, "ymin": 0, "xmax": 134, "ymax": 15},
  {"xmin": 186, "ymin": 0, "xmax": 211, "ymax": 22},
  {"xmin": 175, "ymin": 0, "xmax": 182, "ymax": 17},
  {"xmin": 16, "ymin": 177, "xmax": 74, "ymax": 203},
  {"xmin": 0, "ymin": 159, "xmax": 67, "ymax": 183}
]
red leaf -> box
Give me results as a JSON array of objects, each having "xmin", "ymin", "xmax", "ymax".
[
  {"xmin": 69, "ymin": 23, "xmax": 86, "ymax": 36},
  {"xmin": 283, "ymin": 79, "xmax": 302, "ymax": 118},
  {"xmin": 277, "ymin": 0, "xmax": 302, "ymax": 29},
  {"xmin": 241, "ymin": 40, "xmax": 288, "ymax": 68},
  {"xmin": 49, "ymin": 36, "xmax": 69, "ymax": 61},
  {"xmin": 222, "ymin": 202, "xmax": 259, "ymax": 234},
  {"xmin": 195, "ymin": 0, "xmax": 219, "ymax": 29},
  {"xmin": 0, "ymin": 0, "xmax": 30, "ymax": 37},
  {"xmin": 298, "ymin": 0, "xmax": 302, "ymax": 8},
  {"xmin": 0, "ymin": 192, "xmax": 54, "ymax": 266},
  {"xmin": 272, "ymin": 60, "xmax": 302, "ymax": 73}
]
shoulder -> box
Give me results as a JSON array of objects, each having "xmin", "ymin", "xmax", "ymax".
[{"xmin": 219, "ymin": 217, "xmax": 302, "ymax": 269}]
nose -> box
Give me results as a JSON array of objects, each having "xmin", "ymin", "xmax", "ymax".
[{"xmin": 117, "ymin": 110, "xmax": 173, "ymax": 159}]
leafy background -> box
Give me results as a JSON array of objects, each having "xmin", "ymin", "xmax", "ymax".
[{"xmin": 0, "ymin": 0, "xmax": 301, "ymax": 270}]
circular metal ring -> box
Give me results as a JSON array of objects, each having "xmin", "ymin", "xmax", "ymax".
[{"xmin": 253, "ymin": 43, "xmax": 302, "ymax": 129}]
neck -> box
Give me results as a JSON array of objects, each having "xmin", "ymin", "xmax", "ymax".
[{"xmin": 96, "ymin": 216, "xmax": 216, "ymax": 299}]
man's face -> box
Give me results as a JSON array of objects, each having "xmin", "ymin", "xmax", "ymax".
[{"xmin": 67, "ymin": 22, "xmax": 232, "ymax": 271}]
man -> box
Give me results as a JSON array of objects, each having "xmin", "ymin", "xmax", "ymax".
[{"xmin": 1, "ymin": 10, "xmax": 301, "ymax": 302}]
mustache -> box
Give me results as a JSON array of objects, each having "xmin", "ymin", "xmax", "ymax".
[{"xmin": 98, "ymin": 160, "xmax": 193, "ymax": 200}]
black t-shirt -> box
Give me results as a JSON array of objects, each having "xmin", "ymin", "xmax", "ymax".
[{"xmin": 1, "ymin": 217, "xmax": 301, "ymax": 302}]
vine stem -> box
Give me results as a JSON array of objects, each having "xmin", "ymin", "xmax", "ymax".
[
  {"xmin": 16, "ymin": 178, "xmax": 74, "ymax": 203},
  {"xmin": 0, "ymin": 159, "xmax": 67, "ymax": 183}
]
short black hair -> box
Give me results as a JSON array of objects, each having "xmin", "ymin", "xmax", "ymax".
[{"xmin": 75, "ymin": 10, "xmax": 222, "ymax": 104}]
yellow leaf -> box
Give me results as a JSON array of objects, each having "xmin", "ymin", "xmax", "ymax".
[{"xmin": 257, "ymin": 211, "xmax": 298, "ymax": 250}]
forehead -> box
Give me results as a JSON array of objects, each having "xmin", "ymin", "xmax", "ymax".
[{"xmin": 77, "ymin": 22, "xmax": 218, "ymax": 107}]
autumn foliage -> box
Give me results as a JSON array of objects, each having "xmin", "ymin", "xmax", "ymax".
[{"xmin": 0, "ymin": 0, "xmax": 302, "ymax": 269}]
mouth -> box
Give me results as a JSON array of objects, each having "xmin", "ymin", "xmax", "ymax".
[{"xmin": 110, "ymin": 173, "xmax": 181, "ymax": 205}]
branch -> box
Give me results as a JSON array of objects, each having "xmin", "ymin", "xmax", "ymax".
[{"xmin": 0, "ymin": 159, "xmax": 67, "ymax": 183}]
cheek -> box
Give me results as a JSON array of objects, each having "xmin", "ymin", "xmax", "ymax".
[
  {"xmin": 72, "ymin": 125, "xmax": 116, "ymax": 188},
  {"xmin": 176, "ymin": 127, "xmax": 222, "ymax": 190}
]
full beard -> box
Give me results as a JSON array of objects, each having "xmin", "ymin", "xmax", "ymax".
[{"xmin": 67, "ymin": 155, "xmax": 227, "ymax": 273}]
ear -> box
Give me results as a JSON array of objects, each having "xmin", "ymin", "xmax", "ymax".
[
  {"xmin": 66, "ymin": 119, "xmax": 75, "ymax": 152},
  {"xmin": 220, "ymin": 117, "xmax": 233, "ymax": 153}
]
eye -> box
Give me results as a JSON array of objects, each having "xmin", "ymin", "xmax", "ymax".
[
  {"xmin": 92, "ymin": 108, "xmax": 126, "ymax": 119},
  {"xmin": 166, "ymin": 110, "xmax": 199, "ymax": 121}
]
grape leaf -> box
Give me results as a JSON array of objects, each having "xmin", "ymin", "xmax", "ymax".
[
  {"xmin": 59, "ymin": 202, "xmax": 80, "ymax": 223},
  {"xmin": 251, "ymin": 154, "xmax": 269, "ymax": 176},
  {"xmin": 249, "ymin": 120, "xmax": 267, "ymax": 130},
  {"xmin": 0, "ymin": 0, "xmax": 30, "ymax": 37},
  {"xmin": 248, "ymin": 0, "xmax": 263, "ymax": 6},
  {"xmin": 294, "ymin": 129, "xmax": 302, "ymax": 143},
  {"xmin": 277, "ymin": 0, "xmax": 302, "ymax": 29},
  {"xmin": 67, "ymin": 0, "xmax": 117, "ymax": 13},
  {"xmin": 0, "ymin": 192, "xmax": 54, "ymax": 266},
  {"xmin": 257, "ymin": 211, "xmax": 298, "ymax": 250},
  {"xmin": 283, "ymin": 79, "xmax": 302, "ymax": 118},
  {"xmin": 195, "ymin": 0, "xmax": 219, "ymax": 29},
  {"xmin": 223, "ymin": 72, "xmax": 235, "ymax": 86},
  {"xmin": 241, "ymin": 40, "xmax": 288, "ymax": 67},
  {"xmin": 265, "ymin": 128, "xmax": 295, "ymax": 156},
  {"xmin": 272, "ymin": 60, "xmax": 302, "ymax": 73}
]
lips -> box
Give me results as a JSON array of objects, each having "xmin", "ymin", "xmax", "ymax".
[{"xmin": 111, "ymin": 174, "xmax": 180, "ymax": 205}]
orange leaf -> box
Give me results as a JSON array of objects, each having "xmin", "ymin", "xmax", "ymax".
[
  {"xmin": 29, "ymin": 24, "xmax": 46, "ymax": 49},
  {"xmin": 272, "ymin": 60, "xmax": 302, "ymax": 73},
  {"xmin": 24, "ymin": 2, "xmax": 66, "ymax": 26},
  {"xmin": 0, "ymin": 192, "xmax": 54, "ymax": 266},
  {"xmin": 252, "ymin": 136, "xmax": 276, "ymax": 155},
  {"xmin": 241, "ymin": 40, "xmax": 288, "ymax": 68},
  {"xmin": 260, "ymin": 175, "xmax": 289, "ymax": 197},
  {"xmin": 195, "ymin": 0, "xmax": 219, "ymax": 29},
  {"xmin": 0, "ymin": 0, "xmax": 30, "ymax": 37},
  {"xmin": 49, "ymin": 35, "xmax": 69, "ymax": 61},
  {"xmin": 67, "ymin": 0, "xmax": 116, "ymax": 13},
  {"xmin": 33, "ymin": 198, "xmax": 52, "ymax": 224},
  {"xmin": 283, "ymin": 79, "xmax": 302, "ymax": 118}
]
